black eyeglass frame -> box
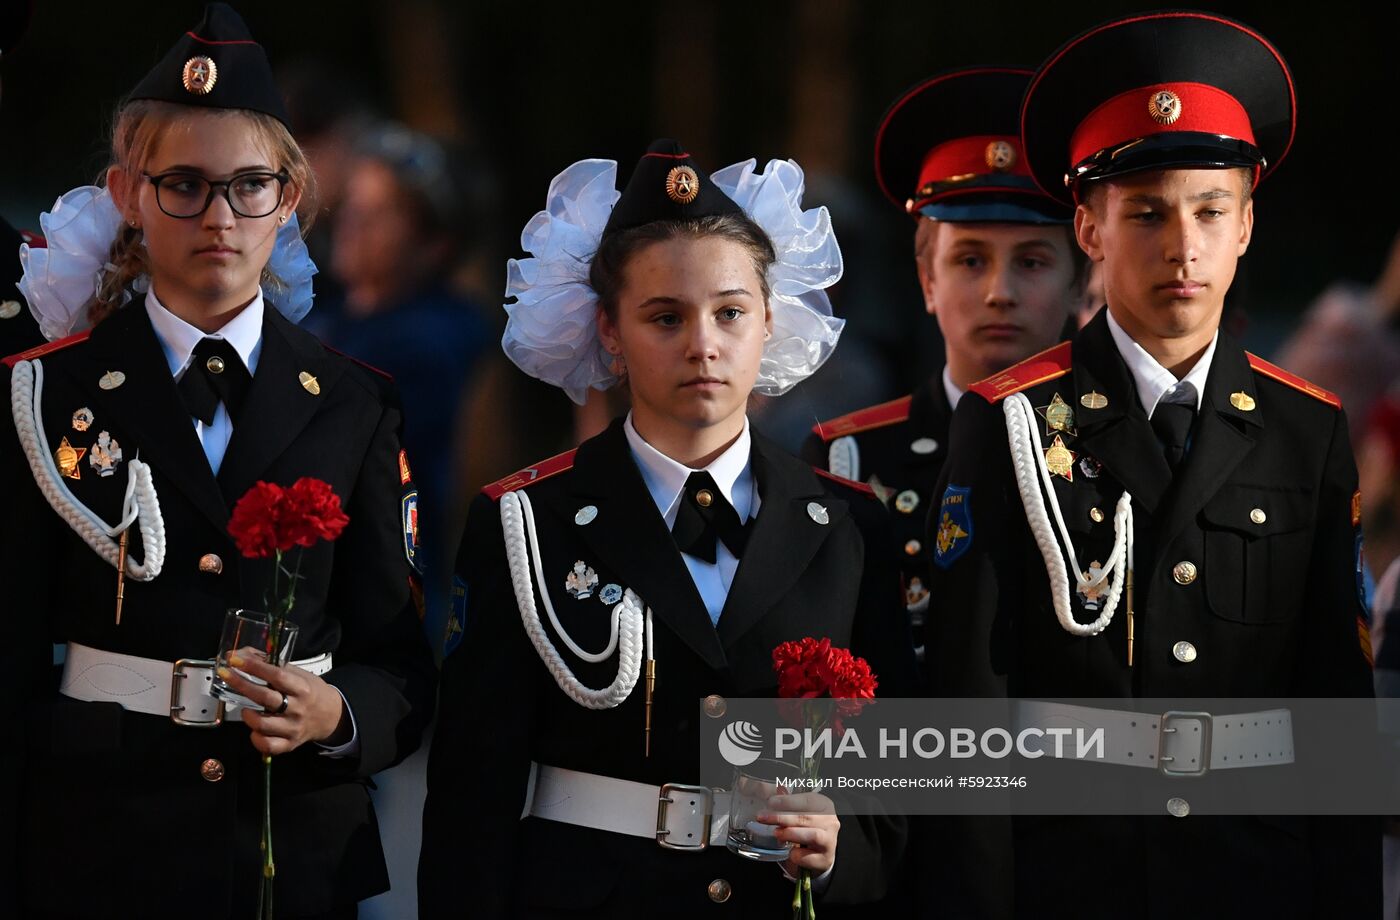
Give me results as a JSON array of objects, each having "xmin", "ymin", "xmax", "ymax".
[{"xmin": 142, "ymin": 170, "xmax": 292, "ymax": 219}]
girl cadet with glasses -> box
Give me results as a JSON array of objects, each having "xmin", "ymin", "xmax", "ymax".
[
  {"xmin": 0, "ymin": 6, "xmax": 434, "ymax": 918},
  {"xmin": 419, "ymin": 140, "xmax": 916, "ymax": 918}
]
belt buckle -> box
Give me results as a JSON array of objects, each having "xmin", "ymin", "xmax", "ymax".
[
  {"xmin": 656, "ymin": 782, "xmax": 712, "ymax": 851},
  {"xmin": 1158, "ymin": 710, "xmax": 1212, "ymax": 777},
  {"xmin": 170, "ymin": 658, "xmax": 225, "ymax": 728}
]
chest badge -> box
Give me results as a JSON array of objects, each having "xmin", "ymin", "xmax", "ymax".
[
  {"xmin": 894, "ymin": 490, "xmax": 920, "ymax": 514},
  {"xmin": 71, "ymin": 407, "xmax": 95, "ymax": 432},
  {"xmin": 1036, "ymin": 392, "xmax": 1077, "ymax": 437},
  {"xmin": 55, "ymin": 436, "xmax": 87, "ymax": 480},
  {"xmin": 1043, "ymin": 434, "xmax": 1077, "ymax": 481},
  {"xmin": 599, "ymin": 583, "xmax": 623, "ymax": 606},
  {"xmin": 88, "ymin": 431, "xmax": 124, "ymax": 478},
  {"xmin": 1079, "ymin": 455, "xmax": 1103, "ymax": 479},
  {"xmin": 1077, "ymin": 561, "xmax": 1106, "ymax": 610},
  {"xmin": 565, "ymin": 560, "xmax": 599, "ymax": 600}
]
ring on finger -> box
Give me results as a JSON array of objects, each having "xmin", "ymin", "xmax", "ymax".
[{"xmin": 271, "ymin": 691, "xmax": 289, "ymax": 716}]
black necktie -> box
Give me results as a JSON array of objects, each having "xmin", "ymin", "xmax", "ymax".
[
  {"xmin": 671, "ymin": 471, "xmax": 751, "ymax": 564},
  {"xmin": 1151, "ymin": 399, "xmax": 1196, "ymax": 472},
  {"xmin": 177, "ymin": 338, "xmax": 252, "ymax": 426}
]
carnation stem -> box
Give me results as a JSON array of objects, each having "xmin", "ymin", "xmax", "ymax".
[{"xmin": 257, "ymin": 752, "xmax": 275, "ymax": 920}]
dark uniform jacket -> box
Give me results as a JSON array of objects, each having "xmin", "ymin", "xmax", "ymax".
[
  {"xmin": 0, "ymin": 217, "xmax": 45, "ymax": 358},
  {"xmin": 0, "ymin": 304, "xmax": 436, "ymax": 918},
  {"xmin": 420, "ymin": 418, "xmax": 916, "ymax": 919},
  {"xmin": 803, "ymin": 376, "xmax": 953, "ymax": 661},
  {"xmin": 925, "ymin": 308, "xmax": 1377, "ymax": 919}
]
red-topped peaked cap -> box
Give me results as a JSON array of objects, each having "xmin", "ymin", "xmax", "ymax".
[
  {"xmin": 1021, "ymin": 11, "xmax": 1295, "ymax": 206},
  {"xmin": 875, "ymin": 67, "xmax": 1072, "ymax": 225}
]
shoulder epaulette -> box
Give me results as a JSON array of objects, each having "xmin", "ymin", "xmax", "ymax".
[
  {"xmin": 967, "ymin": 341, "xmax": 1073, "ymax": 403},
  {"xmin": 323, "ymin": 344, "xmax": 394, "ymax": 381},
  {"xmin": 813, "ymin": 466, "xmax": 876, "ymax": 497},
  {"xmin": 3, "ymin": 330, "xmax": 91, "ymax": 369},
  {"xmin": 19, "ymin": 230, "xmax": 45, "ymax": 249},
  {"xmin": 811, "ymin": 394, "xmax": 913, "ymax": 441},
  {"xmin": 1246, "ymin": 353, "xmax": 1342, "ymax": 409},
  {"xmin": 483, "ymin": 449, "xmax": 579, "ymax": 500}
]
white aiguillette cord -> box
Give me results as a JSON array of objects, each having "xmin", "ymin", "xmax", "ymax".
[
  {"xmin": 1003, "ymin": 393, "xmax": 1135, "ymax": 655},
  {"xmin": 10, "ymin": 360, "xmax": 167, "ymax": 613},
  {"xmin": 500, "ymin": 489, "xmax": 654, "ymax": 725}
]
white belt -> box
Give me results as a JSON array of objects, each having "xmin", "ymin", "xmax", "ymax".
[
  {"xmin": 527, "ymin": 763, "xmax": 731, "ymax": 851},
  {"xmin": 1014, "ymin": 701, "xmax": 1294, "ymax": 776},
  {"xmin": 58, "ymin": 641, "xmax": 333, "ymax": 728}
]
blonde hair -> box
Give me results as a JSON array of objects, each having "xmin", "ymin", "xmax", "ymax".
[{"xmin": 90, "ymin": 100, "xmax": 318, "ymax": 326}]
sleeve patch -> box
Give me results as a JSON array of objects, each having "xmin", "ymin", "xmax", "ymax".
[
  {"xmin": 933, "ymin": 484, "xmax": 973, "ymax": 569},
  {"xmin": 402, "ymin": 489, "xmax": 421, "ymax": 574},
  {"xmin": 1352, "ymin": 490, "xmax": 1362, "ymax": 528},
  {"xmin": 399, "ymin": 449, "xmax": 413, "ymax": 486}
]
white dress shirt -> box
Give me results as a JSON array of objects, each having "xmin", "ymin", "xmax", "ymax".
[
  {"xmin": 145, "ymin": 288, "xmax": 358, "ymax": 757},
  {"xmin": 145, "ymin": 287, "xmax": 263, "ymax": 476},
  {"xmin": 624, "ymin": 413, "xmax": 759, "ymax": 625},
  {"xmin": 1105, "ymin": 306, "xmax": 1218, "ymax": 416},
  {"xmin": 942, "ymin": 365, "xmax": 966, "ymax": 411}
]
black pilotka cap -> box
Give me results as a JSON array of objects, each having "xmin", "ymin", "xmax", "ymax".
[
  {"xmin": 128, "ymin": 3, "xmax": 290, "ymax": 126},
  {"xmin": 603, "ymin": 139, "xmax": 745, "ymax": 236},
  {"xmin": 875, "ymin": 67, "xmax": 1072, "ymax": 225},
  {"xmin": 1021, "ymin": 10, "xmax": 1295, "ymax": 206}
]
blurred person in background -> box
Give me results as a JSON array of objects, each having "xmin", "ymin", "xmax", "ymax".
[
  {"xmin": 0, "ymin": 0, "xmax": 44, "ymax": 357},
  {"xmin": 320, "ymin": 123, "xmax": 495, "ymax": 636}
]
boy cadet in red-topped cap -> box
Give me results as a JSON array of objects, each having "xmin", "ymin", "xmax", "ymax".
[
  {"xmin": 926, "ymin": 11, "xmax": 1377, "ymax": 918},
  {"xmin": 803, "ymin": 68, "xmax": 1086, "ymax": 663}
]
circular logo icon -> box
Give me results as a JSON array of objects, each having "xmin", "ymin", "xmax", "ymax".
[
  {"xmin": 717, "ymin": 720, "xmax": 764, "ymax": 767},
  {"xmin": 182, "ymin": 56, "xmax": 219, "ymax": 95},
  {"xmin": 985, "ymin": 140, "xmax": 1016, "ymax": 171},
  {"xmin": 665, "ymin": 165, "xmax": 700, "ymax": 204},
  {"xmin": 1148, "ymin": 90, "xmax": 1182, "ymax": 125}
]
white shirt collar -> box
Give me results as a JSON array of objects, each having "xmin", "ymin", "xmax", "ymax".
[
  {"xmin": 145, "ymin": 287, "xmax": 265, "ymax": 379},
  {"xmin": 623, "ymin": 412, "xmax": 755, "ymax": 525},
  {"xmin": 1105, "ymin": 305, "xmax": 1217, "ymax": 417},
  {"xmin": 941, "ymin": 365, "xmax": 965, "ymax": 410}
]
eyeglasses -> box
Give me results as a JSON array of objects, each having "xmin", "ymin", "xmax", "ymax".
[{"xmin": 143, "ymin": 170, "xmax": 291, "ymax": 219}]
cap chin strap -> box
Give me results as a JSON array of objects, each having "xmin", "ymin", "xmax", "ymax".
[
  {"xmin": 500, "ymin": 488, "xmax": 651, "ymax": 709},
  {"xmin": 10, "ymin": 359, "xmax": 165, "ymax": 580},
  {"xmin": 1003, "ymin": 392, "xmax": 1131, "ymax": 636}
]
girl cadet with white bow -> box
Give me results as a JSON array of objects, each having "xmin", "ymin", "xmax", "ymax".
[
  {"xmin": 0, "ymin": 6, "xmax": 434, "ymax": 918},
  {"xmin": 419, "ymin": 139, "xmax": 916, "ymax": 918}
]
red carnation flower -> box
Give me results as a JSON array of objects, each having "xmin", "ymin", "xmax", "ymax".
[
  {"xmin": 280, "ymin": 477, "xmax": 350, "ymax": 548},
  {"xmin": 227, "ymin": 481, "xmax": 286, "ymax": 558}
]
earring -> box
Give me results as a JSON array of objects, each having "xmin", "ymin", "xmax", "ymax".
[
  {"xmin": 608, "ymin": 354, "xmax": 626, "ymax": 377},
  {"xmin": 128, "ymin": 219, "xmax": 139, "ymax": 229},
  {"xmin": 278, "ymin": 214, "xmax": 288, "ymax": 224}
]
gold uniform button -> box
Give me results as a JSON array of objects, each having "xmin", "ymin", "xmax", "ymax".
[
  {"xmin": 1172, "ymin": 640, "xmax": 1198, "ymax": 663},
  {"xmin": 200, "ymin": 758, "xmax": 225, "ymax": 783},
  {"xmin": 703, "ymin": 694, "xmax": 727, "ymax": 719},
  {"xmin": 1089, "ymin": 507, "xmax": 1105, "ymax": 523},
  {"xmin": 904, "ymin": 540, "xmax": 922, "ymax": 556},
  {"xmin": 1250, "ymin": 508, "xmax": 1267, "ymax": 525},
  {"xmin": 198, "ymin": 553, "xmax": 224, "ymax": 575},
  {"xmin": 707, "ymin": 879, "xmax": 732, "ymax": 903},
  {"xmin": 1166, "ymin": 796, "xmax": 1190, "ymax": 818},
  {"xmin": 1172, "ymin": 561, "xmax": 1197, "ymax": 585},
  {"xmin": 206, "ymin": 355, "xmax": 225, "ymax": 375},
  {"xmin": 696, "ymin": 489, "xmax": 714, "ymax": 508}
]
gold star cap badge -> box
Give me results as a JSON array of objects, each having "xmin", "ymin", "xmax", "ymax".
[
  {"xmin": 665, "ymin": 165, "xmax": 700, "ymax": 204},
  {"xmin": 1147, "ymin": 89, "xmax": 1182, "ymax": 125},
  {"xmin": 182, "ymin": 56, "xmax": 219, "ymax": 95},
  {"xmin": 985, "ymin": 140, "xmax": 1016, "ymax": 172}
]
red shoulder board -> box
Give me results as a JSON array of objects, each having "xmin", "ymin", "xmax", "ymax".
[
  {"xmin": 3, "ymin": 330, "xmax": 91, "ymax": 369},
  {"xmin": 19, "ymin": 230, "xmax": 46, "ymax": 248},
  {"xmin": 967, "ymin": 341, "xmax": 1073, "ymax": 403},
  {"xmin": 811, "ymin": 395, "xmax": 912, "ymax": 441},
  {"xmin": 483, "ymin": 449, "xmax": 579, "ymax": 500},
  {"xmin": 1246, "ymin": 353, "xmax": 1342, "ymax": 409},
  {"xmin": 813, "ymin": 466, "xmax": 876, "ymax": 497},
  {"xmin": 323, "ymin": 344, "xmax": 394, "ymax": 381}
]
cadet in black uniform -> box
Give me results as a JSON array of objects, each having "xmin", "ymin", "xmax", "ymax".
[
  {"xmin": 419, "ymin": 141, "xmax": 915, "ymax": 918},
  {"xmin": 803, "ymin": 68, "xmax": 1085, "ymax": 661},
  {"xmin": 0, "ymin": 6, "xmax": 435, "ymax": 918},
  {"xmin": 927, "ymin": 12, "xmax": 1377, "ymax": 918}
]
